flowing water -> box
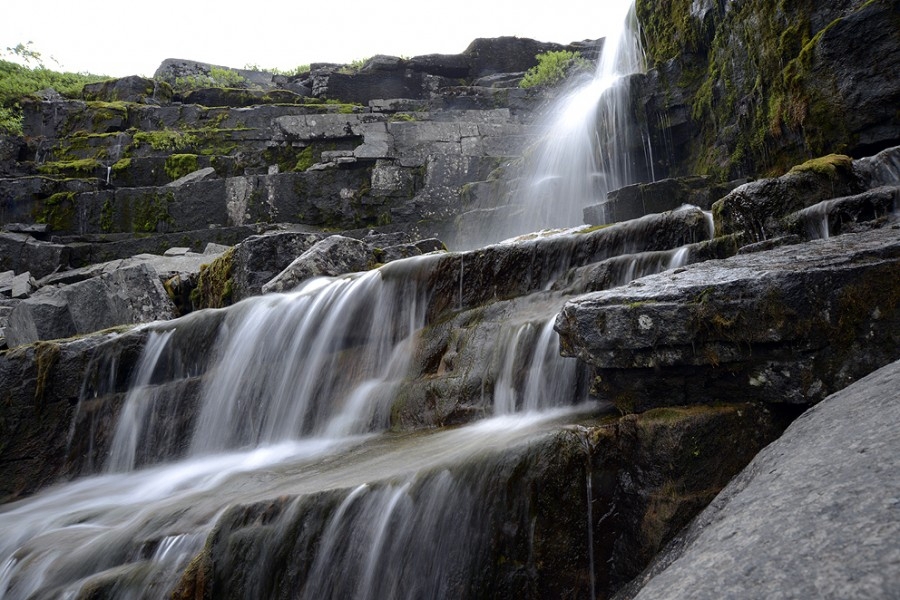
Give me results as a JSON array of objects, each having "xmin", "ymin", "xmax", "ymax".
[
  {"xmin": 479, "ymin": 0, "xmax": 647, "ymax": 245},
  {"xmin": 0, "ymin": 2, "xmax": 691, "ymax": 598}
]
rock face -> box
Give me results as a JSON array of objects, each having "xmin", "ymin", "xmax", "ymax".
[
  {"xmin": 556, "ymin": 223, "xmax": 900, "ymax": 412},
  {"xmin": 0, "ymin": 8, "xmax": 898, "ymax": 599},
  {"xmin": 617, "ymin": 359, "xmax": 900, "ymax": 600},
  {"xmin": 634, "ymin": 0, "xmax": 900, "ymax": 179},
  {"xmin": 6, "ymin": 263, "xmax": 176, "ymax": 347}
]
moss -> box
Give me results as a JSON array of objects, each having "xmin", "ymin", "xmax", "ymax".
[
  {"xmin": 640, "ymin": 0, "xmax": 857, "ymax": 177},
  {"xmin": 111, "ymin": 157, "xmax": 131, "ymax": 172},
  {"xmin": 190, "ymin": 247, "xmax": 235, "ymax": 309},
  {"xmin": 519, "ymin": 50, "xmax": 590, "ymax": 89},
  {"xmin": 133, "ymin": 130, "xmax": 199, "ymax": 152},
  {"xmin": 100, "ymin": 197, "xmax": 114, "ymax": 232},
  {"xmin": 33, "ymin": 191, "xmax": 77, "ymax": 231},
  {"xmin": 164, "ymin": 153, "xmax": 199, "ymax": 181},
  {"xmin": 131, "ymin": 191, "xmax": 175, "ymax": 233},
  {"xmin": 36, "ymin": 158, "xmax": 101, "ymax": 177},
  {"xmin": 293, "ymin": 146, "xmax": 315, "ymax": 171},
  {"xmin": 788, "ymin": 153, "xmax": 853, "ymax": 177},
  {"xmin": 575, "ymin": 223, "xmax": 613, "ymax": 234}
]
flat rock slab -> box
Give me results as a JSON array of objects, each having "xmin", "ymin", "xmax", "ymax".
[
  {"xmin": 620, "ymin": 359, "xmax": 900, "ymax": 600},
  {"xmin": 556, "ymin": 224, "xmax": 900, "ymax": 408}
]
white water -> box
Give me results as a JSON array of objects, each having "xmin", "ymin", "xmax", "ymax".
[
  {"xmin": 0, "ymin": 2, "xmax": 673, "ymax": 598},
  {"xmin": 487, "ymin": 0, "xmax": 646, "ymax": 243}
]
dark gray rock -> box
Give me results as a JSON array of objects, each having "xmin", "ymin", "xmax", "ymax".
[
  {"xmin": 854, "ymin": 144, "xmax": 900, "ymax": 188},
  {"xmin": 585, "ymin": 177, "xmax": 744, "ymax": 225},
  {"xmin": 153, "ymin": 58, "xmax": 276, "ymax": 90},
  {"xmin": 261, "ymin": 235, "xmax": 373, "ymax": 294},
  {"xmin": 0, "ymin": 233, "xmax": 70, "ymax": 279},
  {"xmin": 229, "ymin": 231, "xmax": 327, "ymax": 301},
  {"xmin": 618, "ymin": 359, "xmax": 900, "ymax": 600},
  {"xmin": 786, "ymin": 185, "xmax": 898, "ymax": 240},
  {"xmin": 407, "ymin": 53, "xmax": 471, "ymax": 78},
  {"xmin": 712, "ymin": 154, "xmax": 864, "ymax": 241},
  {"xmin": 556, "ymin": 223, "xmax": 900, "ymax": 411},
  {"xmin": 5, "ymin": 263, "xmax": 176, "ymax": 347},
  {"xmin": 81, "ymin": 76, "xmax": 173, "ymax": 104},
  {"xmin": 463, "ymin": 37, "xmax": 567, "ymax": 79}
]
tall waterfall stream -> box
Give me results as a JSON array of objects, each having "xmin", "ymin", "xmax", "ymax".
[{"xmin": 0, "ymin": 2, "xmax": 706, "ymax": 598}]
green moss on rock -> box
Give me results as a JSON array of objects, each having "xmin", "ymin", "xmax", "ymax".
[
  {"xmin": 164, "ymin": 153, "xmax": 199, "ymax": 180},
  {"xmin": 190, "ymin": 247, "xmax": 235, "ymax": 309}
]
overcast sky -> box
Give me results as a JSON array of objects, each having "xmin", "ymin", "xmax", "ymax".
[{"xmin": 1, "ymin": 0, "xmax": 630, "ymax": 77}]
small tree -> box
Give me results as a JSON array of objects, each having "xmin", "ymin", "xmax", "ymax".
[{"xmin": 519, "ymin": 50, "xmax": 591, "ymax": 89}]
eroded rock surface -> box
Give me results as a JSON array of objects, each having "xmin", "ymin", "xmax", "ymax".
[
  {"xmin": 617, "ymin": 359, "xmax": 900, "ymax": 600},
  {"xmin": 557, "ymin": 222, "xmax": 900, "ymax": 412}
]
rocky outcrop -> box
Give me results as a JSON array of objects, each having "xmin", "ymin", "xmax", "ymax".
[
  {"xmin": 635, "ymin": 0, "xmax": 900, "ymax": 179},
  {"xmin": 616, "ymin": 359, "xmax": 900, "ymax": 600},
  {"xmin": 556, "ymin": 222, "xmax": 900, "ymax": 412},
  {"xmin": 6, "ymin": 263, "xmax": 176, "ymax": 347}
]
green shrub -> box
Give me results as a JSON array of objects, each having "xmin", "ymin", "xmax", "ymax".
[
  {"xmin": 0, "ymin": 58, "xmax": 107, "ymax": 135},
  {"xmin": 519, "ymin": 50, "xmax": 591, "ymax": 89},
  {"xmin": 172, "ymin": 67, "xmax": 250, "ymax": 93}
]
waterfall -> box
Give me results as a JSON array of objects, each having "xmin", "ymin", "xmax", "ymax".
[
  {"xmin": 486, "ymin": 0, "xmax": 647, "ymax": 243},
  {"xmin": 0, "ymin": 2, "xmax": 678, "ymax": 599}
]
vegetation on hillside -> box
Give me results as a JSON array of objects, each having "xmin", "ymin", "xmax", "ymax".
[
  {"xmin": 519, "ymin": 50, "xmax": 591, "ymax": 89},
  {"xmin": 0, "ymin": 43, "xmax": 108, "ymax": 135}
]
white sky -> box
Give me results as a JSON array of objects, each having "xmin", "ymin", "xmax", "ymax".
[{"xmin": 1, "ymin": 0, "xmax": 628, "ymax": 77}]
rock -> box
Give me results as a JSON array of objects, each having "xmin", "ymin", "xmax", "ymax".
[
  {"xmin": 463, "ymin": 37, "xmax": 566, "ymax": 79},
  {"xmin": 261, "ymin": 235, "xmax": 373, "ymax": 294},
  {"xmin": 2, "ymin": 223, "xmax": 49, "ymax": 236},
  {"xmin": 5, "ymin": 263, "xmax": 176, "ymax": 347},
  {"xmin": 0, "ymin": 328, "xmax": 152, "ymax": 501},
  {"xmin": 407, "ymin": 53, "xmax": 471, "ymax": 78},
  {"xmin": 636, "ymin": 1, "xmax": 900, "ymax": 179},
  {"xmin": 81, "ymin": 76, "xmax": 172, "ymax": 104},
  {"xmin": 556, "ymin": 223, "xmax": 900, "ymax": 412},
  {"xmin": 0, "ymin": 233, "xmax": 70, "ymax": 279},
  {"xmin": 854, "ymin": 144, "xmax": 900, "ymax": 188},
  {"xmin": 153, "ymin": 58, "xmax": 276, "ymax": 90},
  {"xmin": 165, "ymin": 166, "xmax": 217, "ymax": 187},
  {"xmin": 585, "ymin": 177, "xmax": 744, "ymax": 225},
  {"xmin": 196, "ymin": 231, "xmax": 326, "ymax": 306},
  {"xmin": 204, "ymin": 242, "xmax": 232, "ymax": 254},
  {"xmin": 712, "ymin": 154, "xmax": 864, "ymax": 241},
  {"xmin": 10, "ymin": 272, "xmax": 34, "ymax": 299},
  {"xmin": 617, "ymin": 360, "xmax": 900, "ymax": 600},
  {"xmin": 786, "ymin": 185, "xmax": 898, "ymax": 240}
]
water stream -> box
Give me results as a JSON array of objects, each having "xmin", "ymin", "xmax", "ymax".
[{"xmin": 0, "ymin": 2, "xmax": 677, "ymax": 598}]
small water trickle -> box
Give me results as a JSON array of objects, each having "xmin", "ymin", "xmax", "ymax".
[
  {"xmin": 795, "ymin": 201, "xmax": 833, "ymax": 239},
  {"xmin": 105, "ymin": 330, "xmax": 175, "ymax": 472}
]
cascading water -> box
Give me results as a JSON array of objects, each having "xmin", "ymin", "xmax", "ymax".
[
  {"xmin": 488, "ymin": 0, "xmax": 647, "ymax": 243},
  {"xmin": 0, "ymin": 2, "xmax": 700, "ymax": 598}
]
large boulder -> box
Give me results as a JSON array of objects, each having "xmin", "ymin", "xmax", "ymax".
[
  {"xmin": 5, "ymin": 263, "xmax": 176, "ymax": 347},
  {"xmin": 556, "ymin": 223, "xmax": 900, "ymax": 413},
  {"xmin": 262, "ymin": 235, "xmax": 374, "ymax": 294},
  {"xmin": 617, "ymin": 359, "xmax": 900, "ymax": 600}
]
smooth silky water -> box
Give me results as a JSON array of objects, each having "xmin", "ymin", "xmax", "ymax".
[{"xmin": 0, "ymin": 2, "xmax": 676, "ymax": 598}]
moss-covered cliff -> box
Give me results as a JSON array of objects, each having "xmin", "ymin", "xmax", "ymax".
[{"xmin": 637, "ymin": 0, "xmax": 900, "ymax": 179}]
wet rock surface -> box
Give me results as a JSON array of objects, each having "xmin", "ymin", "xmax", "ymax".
[
  {"xmin": 557, "ymin": 223, "xmax": 900, "ymax": 411},
  {"xmin": 617, "ymin": 359, "xmax": 900, "ymax": 600}
]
